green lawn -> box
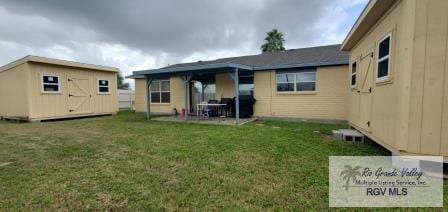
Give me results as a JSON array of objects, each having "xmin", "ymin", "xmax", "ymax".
[{"xmin": 0, "ymin": 111, "xmax": 445, "ymax": 210}]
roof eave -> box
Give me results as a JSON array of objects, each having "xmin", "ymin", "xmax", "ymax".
[
  {"xmin": 341, "ymin": 0, "xmax": 398, "ymax": 51},
  {"xmin": 127, "ymin": 61, "xmax": 349, "ymax": 79},
  {"xmin": 130, "ymin": 62, "xmax": 253, "ymax": 77},
  {"xmin": 253, "ymin": 61, "xmax": 348, "ymax": 70},
  {"xmin": 0, "ymin": 55, "xmax": 119, "ymax": 73}
]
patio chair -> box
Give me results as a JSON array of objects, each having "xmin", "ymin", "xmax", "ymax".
[
  {"xmin": 203, "ymin": 108, "xmax": 212, "ymax": 119},
  {"xmin": 198, "ymin": 101, "xmax": 208, "ymax": 119},
  {"xmin": 219, "ymin": 98, "xmax": 232, "ymax": 117}
]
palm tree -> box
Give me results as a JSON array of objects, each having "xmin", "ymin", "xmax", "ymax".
[
  {"xmin": 340, "ymin": 165, "xmax": 362, "ymax": 191},
  {"xmin": 261, "ymin": 29, "xmax": 286, "ymax": 52}
]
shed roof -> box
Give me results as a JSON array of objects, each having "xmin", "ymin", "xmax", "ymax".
[
  {"xmin": 128, "ymin": 44, "xmax": 348, "ymax": 78},
  {"xmin": 341, "ymin": 0, "xmax": 398, "ymax": 51},
  {"xmin": 0, "ymin": 55, "xmax": 119, "ymax": 73}
]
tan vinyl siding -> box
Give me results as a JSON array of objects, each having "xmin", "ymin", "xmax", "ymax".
[
  {"xmin": 134, "ymin": 76, "xmax": 185, "ymax": 114},
  {"xmin": 0, "ymin": 63, "xmax": 30, "ymax": 118},
  {"xmin": 135, "ymin": 66, "xmax": 348, "ymax": 121},
  {"xmin": 215, "ymin": 73, "xmax": 235, "ymax": 99},
  {"xmin": 254, "ymin": 66, "xmax": 348, "ymax": 120},
  {"xmin": 134, "ymin": 79, "xmax": 147, "ymax": 112}
]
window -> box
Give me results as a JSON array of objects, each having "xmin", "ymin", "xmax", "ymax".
[
  {"xmin": 351, "ymin": 62, "xmax": 357, "ymax": 87},
  {"xmin": 376, "ymin": 34, "xmax": 391, "ymax": 82},
  {"xmin": 98, "ymin": 79, "xmax": 110, "ymax": 94},
  {"xmin": 276, "ymin": 70, "xmax": 316, "ymax": 92},
  {"xmin": 41, "ymin": 75, "xmax": 60, "ymax": 93},
  {"xmin": 151, "ymin": 80, "xmax": 170, "ymax": 103}
]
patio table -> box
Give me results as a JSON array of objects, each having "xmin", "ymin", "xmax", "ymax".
[{"xmin": 196, "ymin": 103, "xmax": 227, "ymax": 119}]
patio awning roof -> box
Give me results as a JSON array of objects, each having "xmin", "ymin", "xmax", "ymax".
[{"xmin": 126, "ymin": 62, "xmax": 253, "ymax": 79}]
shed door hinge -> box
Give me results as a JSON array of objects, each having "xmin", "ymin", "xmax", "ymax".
[
  {"xmin": 69, "ymin": 109, "xmax": 74, "ymax": 112},
  {"xmin": 367, "ymin": 121, "xmax": 370, "ymax": 127},
  {"xmin": 369, "ymin": 87, "xmax": 372, "ymax": 93},
  {"xmin": 69, "ymin": 94, "xmax": 73, "ymax": 97}
]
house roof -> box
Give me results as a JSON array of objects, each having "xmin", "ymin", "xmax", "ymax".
[
  {"xmin": 0, "ymin": 55, "xmax": 119, "ymax": 73},
  {"xmin": 128, "ymin": 44, "xmax": 348, "ymax": 78},
  {"xmin": 341, "ymin": 0, "xmax": 398, "ymax": 51}
]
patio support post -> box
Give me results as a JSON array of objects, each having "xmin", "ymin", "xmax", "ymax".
[
  {"xmin": 145, "ymin": 77, "xmax": 153, "ymax": 120},
  {"xmin": 182, "ymin": 72, "xmax": 192, "ymax": 122},
  {"xmin": 201, "ymin": 82, "xmax": 205, "ymax": 102},
  {"xmin": 234, "ymin": 68, "xmax": 240, "ymax": 124}
]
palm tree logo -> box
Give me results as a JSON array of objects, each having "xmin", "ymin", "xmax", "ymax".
[{"xmin": 340, "ymin": 165, "xmax": 362, "ymax": 191}]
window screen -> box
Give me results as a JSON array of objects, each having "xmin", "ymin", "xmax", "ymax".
[
  {"xmin": 151, "ymin": 80, "xmax": 170, "ymax": 103},
  {"xmin": 276, "ymin": 70, "xmax": 316, "ymax": 92}
]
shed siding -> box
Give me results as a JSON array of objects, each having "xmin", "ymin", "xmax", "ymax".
[
  {"xmin": 254, "ymin": 66, "xmax": 348, "ymax": 120},
  {"xmin": 347, "ymin": 0, "xmax": 448, "ymax": 158},
  {"xmin": 348, "ymin": 0, "xmax": 405, "ymax": 152},
  {"xmin": 28, "ymin": 62, "xmax": 118, "ymax": 119},
  {"xmin": 408, "ymin": 0, "xmax": 448, "ymax": 156},
  {"xmin": 0, "ymin": 63, "xmax": 29, "ymax": 118},
  {"xmin": 134, "ymin": 76, "xmax": 185, "ymax": 114}
]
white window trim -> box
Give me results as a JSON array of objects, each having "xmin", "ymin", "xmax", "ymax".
[
  {"xmin": 97, "ymin": 79, "xmax": 111, "ymax": 95},
  {"xmin": 351, "ymin": 61, "xmax": 357, "ymax": 88},
  {"xmin": 41, "ymin": 75, "xmax": 61, "ymax": 94},
  {"xmin": 276, "ymin": 71, "xmax": 316, "ymax": 93},
  {"xmin": 150, "ymin": 80, "xmax": 171, "ymax": 104},
  {"xmin": 376, "ymin": 33, "xmax": 392, "ymax": 83}
]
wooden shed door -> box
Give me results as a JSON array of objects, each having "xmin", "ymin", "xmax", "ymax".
[
  {"xmin": 67, "ymin": 75, "xmax": 92, "ymax": 114},
  {"xmin": 358, "ymin": 48, "xmax": 374, "ymax": 132}
]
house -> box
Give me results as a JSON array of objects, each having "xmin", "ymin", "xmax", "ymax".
[
  {"xmin": 0, "ymin": 56, "xmax": 119, "ymax": 121},
  {"xmin": 127, "ymin": 44, "xmax": 349, "ymax": 123},
  {"xmin": 341, "ymin": 0, "xmax": 448, "ymax": 161}
]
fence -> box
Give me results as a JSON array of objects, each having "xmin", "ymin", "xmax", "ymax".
[{"xmin": 118, "ymin": 89, "xmax": 135, "ymax": 110}]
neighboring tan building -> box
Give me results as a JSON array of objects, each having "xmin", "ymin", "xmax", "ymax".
[
  {"xmin": 127, "ymin": 44, "xmax": 349, "ymax": 122},
  {"xmin": 0, "ymin": 56, "xmax": 119, "ymax": 121},
  {"xmin": 341, "ymin": 0, "xmax": 448, "ymax": 161}
]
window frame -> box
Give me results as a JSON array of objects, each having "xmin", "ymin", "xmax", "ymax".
[
  {"xmin": 350, "ymin": 61, "xmax": 357, "ymax": 88},
  {"xmin": 276, "ymin": 73, "xmax": 296, "ymax": 92},
  {"xmin": 150, "ymin": 79, "xmax": 171, "ymax": 104},
  {"xmin": 276, "ymin": 71, "xmax": 317, "ymax": 93},
  {"xmin": 41, "ymin": 74, "xmax": 61, "ymax": 94},
  {"xmin": 376, "ymin": 33, "xmax": 392, "ymax": 83},
  {"xmin": 97, "ymin": 79, "xmax": 111, "ymax": 95}
]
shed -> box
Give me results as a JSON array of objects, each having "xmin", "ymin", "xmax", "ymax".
[
  {"xmin": 341, "ymin": 0, "xmax": 448, "ymax": 162},
  {"xmin": 0, "ymin": 56, "xmax": 119, "ymax": 121}
]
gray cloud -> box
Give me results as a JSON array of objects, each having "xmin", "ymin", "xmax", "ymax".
[{"xmin": 0, "ymin": 0, "xmax": 367, "ymax": 86}]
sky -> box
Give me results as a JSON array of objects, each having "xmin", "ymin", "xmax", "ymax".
[{"xmin": 0, "ymin": 0, "xmax": 368, "ymax": 88}]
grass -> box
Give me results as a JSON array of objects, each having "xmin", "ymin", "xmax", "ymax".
[{"xmin": 0, "ymin": 111, "xmax": 445, "ymax": 211}]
